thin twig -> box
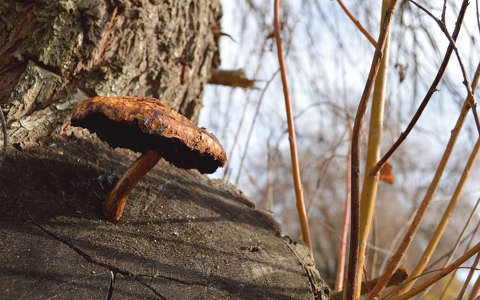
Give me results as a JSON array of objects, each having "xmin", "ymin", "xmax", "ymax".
[
  {"xmin": 234, "ymin": 70, "xmax": 279, "ymax": 185},
  {"xmin": 335, "ymin": 0, "xmax": 377, "ymax": 47},
  {"xmin": 441, "ymin": 0, "xmax": 448, "ymax": 23},
  {"xmin": 458, "ymin": 254, "xmax": 480, "ymax": 299},
  {"xmin": 346, "ymin": 1, "xmax": 398, "ymax": 299},
  {"xmin": 409, "ymin": 0, "xmax": 480, "ymax": 136},
  {"xmin": 390, "ymin": 240, "xmax": 480, "ymax": 300},
  {"xmin": 274, "ymin": 0, "xmax": 313, "ymax": 260},
  {"xmin": 223, "ymin": 93, "xmax": 250, "ymax": 182},
  {"xmin": 369, "ymin": 0, "xmax": 470, "ymax": 176},
  {"xmin": 391, "ymin": 136, "xmax": 480, "ymax": 296},
  {"xmin": 306, "ymin": 133, "xmax": 348, "ymax": 217},
  {"xmin": 477, "ymin": 0, "xmax": 480, "ymax": 34},
  {"xmin": 439, "ymin": 197, "xmax": 480, "ymax": 299},
  {"xmin": 448, "ymin": 198, "xmax": 480, "ymax": 299},
  {"xmin": 426, "ymin": 213, "xmax": 480, "ymax": 272},
  {"xmin": 459, "ymin": 255, "xmax": 480, "ymax": 299},
  {"xmin": 378, "ymin": 213, "xmax": 415, "ymax": 275},
  {"xmin": 334, "ymin": 135, "xmax": 351, "ymax": 292},
  {"xmin": 223, "ymin": 43, "xmax": 268, "ymax": 182},
  {"xmin": 468, "ymin": 268, "xmax": 480, "ymax": 300},
  {"xmin": 378, "ymin": 266, "xmax": 480, "ymax": 299}
]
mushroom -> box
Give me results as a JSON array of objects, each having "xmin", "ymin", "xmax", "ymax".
[{"xmin": 70, "ymin": 96, "xmax": 226, "ymax": 223}]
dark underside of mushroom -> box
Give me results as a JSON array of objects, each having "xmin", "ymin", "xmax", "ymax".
[{"xmin": 71, "ymin": 114, "xmax": 222, "ymax": 174}]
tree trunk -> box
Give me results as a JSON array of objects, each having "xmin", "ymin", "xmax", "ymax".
[
  {"xmin": 1, "ymin": 0, "xmax": 221, "ymax": 148},
  {"xmin": 0, "ymin": 1, "xmax": 328, "ymax": 299}
]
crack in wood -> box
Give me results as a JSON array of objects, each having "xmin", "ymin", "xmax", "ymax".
[
  {"xmin": 107, "ymin": 271, "xmax": 115, "ymax": 300},
  {"xmin": 28, "ymin": 215, "xmax": 168, "ymax": 300}
]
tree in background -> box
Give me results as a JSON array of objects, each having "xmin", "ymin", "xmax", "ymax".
[{"xmin": 202, "ymin": 0, "xmax": 480, "ymax": 294}]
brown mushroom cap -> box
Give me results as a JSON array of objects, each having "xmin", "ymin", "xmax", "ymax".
[{"xmin": 71, "ymin": 96, "xmax": 226, "ymax": 174}]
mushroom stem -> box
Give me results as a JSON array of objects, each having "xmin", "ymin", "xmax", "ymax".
[{"xmin": 103, "ymin": 149, "xmax": 161, "ymax": 223}]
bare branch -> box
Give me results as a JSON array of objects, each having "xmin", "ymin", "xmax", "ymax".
[
  {"xmin": 409, "ymin": 0, "xmax": 480, "ymax": 136},
  {"xmin": 391, "ymin": 240, "xmax": 480, "ymax": 300},
  {"xmin": 335, "ymin": 0, "xmax": 377, "ymax": 47},
  {"xmin": 274, "ymin": 0, "xmax": 314, "ymax": 260},
  {"xmin": 334, "ymin": 136, "xmax": 351, "ymax": 292},
  {"xmin": 441, "ymin": 0, "xmax": 448, "ymax": 23},
  {"xmin": 346, "ymin": 1, "xmax": 399, "ymax": 299},
  {"xmin": 369, "ymin": 0, "xmax": 470, "ymax": 176},
  {"xmin": 234, "ymin": 70, "xmax": 279, "ymax": 185}
]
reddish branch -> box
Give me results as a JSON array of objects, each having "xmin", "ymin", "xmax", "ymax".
[
  {"xmin": 274, "ymin": 0, "xmax": 314, "ymax": 260},
  {"xmin": 345, "ymin": 1, "xmax": 398, "ymax": 299},
  {"xmin": 336, "ymin": 0, "xmax": 377, "ymax": 47},
  {"xmin": 335, "ymin": 142, "xmax": 351, "ymax": 292}
]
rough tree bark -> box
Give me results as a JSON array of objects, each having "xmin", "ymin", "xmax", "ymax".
[{"xmin": 0, "ymin": 1, "xmax": 328, "ymax": 299}]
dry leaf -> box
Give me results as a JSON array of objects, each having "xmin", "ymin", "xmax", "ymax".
[{"xmin": 379, "ymin": 162, "xmax": 394, "ymax": 185}]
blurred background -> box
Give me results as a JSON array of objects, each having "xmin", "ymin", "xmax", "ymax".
[{"xmin": 199, "ymin": 1, "xmax": 480, "ymax": 295}]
